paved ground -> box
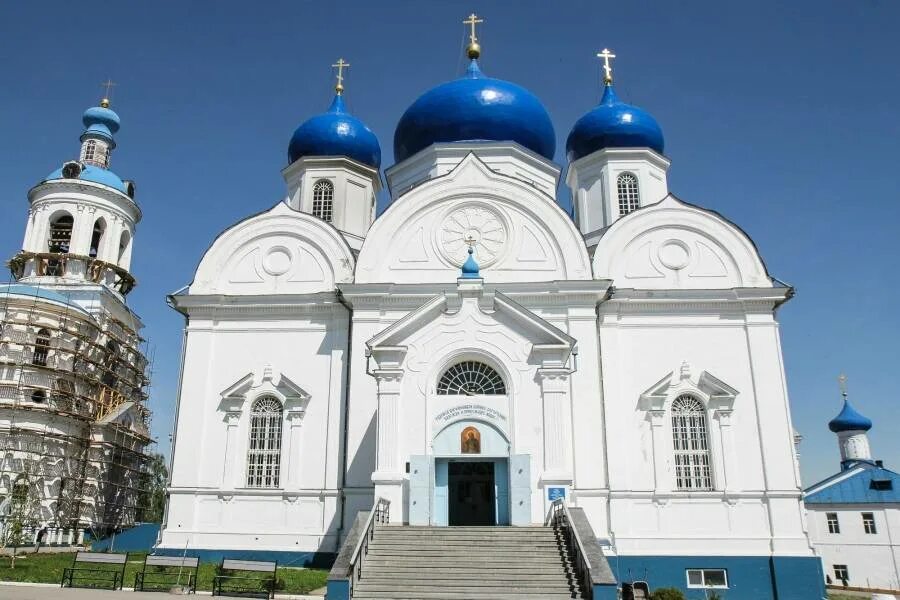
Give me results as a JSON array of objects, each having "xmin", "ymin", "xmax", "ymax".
[{"xmin": 0, "ymin": 583, "xmax": 324, "ymax": 599}]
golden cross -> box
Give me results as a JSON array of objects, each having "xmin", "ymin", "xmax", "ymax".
[
  {"xmin": 838, "ymin": 373, "xmax": 848, "ymax": 398},
  {"xmin": 332, "ymin": 58, "xmax": 350, "ymax": 94},
  {"xmin": 100, "ymin": 79, "xmax": 117, "ymax": 106},
  {"xmin": 464, "ymin": 234, "xmax": 477, "ymax": 248},
  {"xmin": 597, "ymin": 48, "xmax": 616, "ymax": 84},
  {"xmin": 463, "ymin": 13, "xmax": 483, "ymax": 45}
]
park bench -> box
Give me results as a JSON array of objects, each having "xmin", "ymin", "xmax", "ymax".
[
  {"xmin": 60, "ymin": 551, "xmax": 128, "ymax": 590},
  {"xmin": 212, "ymin": 558, "xmax": 278, "ymax": 599},
  {"xmin": 134, "ymin": 554, "xmax": 200, "ymax": 593}
]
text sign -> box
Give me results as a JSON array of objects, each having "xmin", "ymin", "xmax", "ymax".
[
  {"xmin": 547, "ymin": 487, "xmax": 566, "ymax": 501},
  {"xmin": 434, "ymin": 404, "xmax": 507, "ymax": 424}
]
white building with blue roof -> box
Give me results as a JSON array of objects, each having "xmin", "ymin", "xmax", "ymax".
[
  {"xmin": 159, "ymin": 17, "xmax": 826, "ymax": 599},
  {"xmin": 804, "ymin": 387, "xmax": 900, "ymax": 591}
]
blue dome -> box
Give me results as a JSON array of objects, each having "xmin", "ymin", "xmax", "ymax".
[
  {"xmin": 393, "ymin": 60, "xmax": 556, "ymax": 163},
  {"xmin": 829, "ymin": 399, "xmax": 873, "ymax": 433},
  {"xmin": 566, "ymin": 84, "xmax": 664, "ymax": 161},
  {"xmin": 81, "ymin": 105, "xmax": 121, "ymax": 145},
  {"xmin": 45, "ymin": 164, "xmax": 128, "ymax": 194},
  {"xmin": 288, "ymin": 94, "xmax": 381, "ymax": 169}
]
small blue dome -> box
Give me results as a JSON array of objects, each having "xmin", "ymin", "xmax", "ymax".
[
  {"xmin": 81, "ymin": 105, "xmax": 121, "ymax": 145},
  {"xmin": 460, "ymin": 247, "xmax": 480, "ymax": 279},
  {"xmin": 45, "ymin": 164, "xmax": 128, "ymax": 194},
  {"xmin": 393, "ymin": 60, "xmax": 556, "ymax": 163},
  {"xmin": 288, "ymin": 94, "xmax": 381, "ymax": 169},
  {"xmin": 566, "ymin": 84, "xmax": 664, "ymax": 161},
  {"xmin": 829, "ymin": 399, "xmax": 873, "ymax": 433}
]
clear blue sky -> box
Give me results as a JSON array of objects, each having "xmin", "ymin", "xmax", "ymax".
[{"xmin": 1, "ymin": 1, "xmax": 897, "ymax": 486}]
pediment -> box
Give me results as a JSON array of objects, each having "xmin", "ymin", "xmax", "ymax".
[
  {"xmin": 218, "ymin": 364, "xmax": 310, "ymax": 413},
  {"xmin": 639, "ymin": 361, "xmax": 738, "ymax": 412}
]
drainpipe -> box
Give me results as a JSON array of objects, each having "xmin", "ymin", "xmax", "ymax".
[{"xmin": 335, "ymin": 290, "xmax": 354, "ymax": 541}]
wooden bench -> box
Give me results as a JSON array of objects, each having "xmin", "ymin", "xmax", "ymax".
[
  {"xmin": 60, "ymin": 551, "xmax": 128, "ymax": 590},
  {"xmin": 212, "ymin": 559, "xmax": 278, "ymax": 599},
  {"xmin": 134, "ymin": 555, "xmax": 200, "ymax": 593}
]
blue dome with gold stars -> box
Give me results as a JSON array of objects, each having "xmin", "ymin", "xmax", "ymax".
[
  {"xmin": 393, "ymin": 59, "xmax": 556, "ymax": 163},
  {"xmin": 566, "ymin": 83, "xmax": 664, "ymax": 161},
  {"xmin": 288, "ymin": 94, "xmax": 381, "ymax": 169}
]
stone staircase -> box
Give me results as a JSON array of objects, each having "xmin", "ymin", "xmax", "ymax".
[{"xmin": 350, "ymin": 525, "xmax": 584, "ymax": 599}]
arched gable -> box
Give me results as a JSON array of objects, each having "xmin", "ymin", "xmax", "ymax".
[
  {"xmin": 191, "ymin": 201, "xmax": 355, "ymax": 295},
  {"xmin": 593, "ymin": 195, "xmax": 771, "ymax": 289},
  {"xmin": 356, "ymin": 154, "xmax": 591, "ymax": 284}
]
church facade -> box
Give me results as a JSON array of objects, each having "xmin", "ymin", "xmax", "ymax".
[{"xmin": 158, "ymin": 29, "xmax": 825, "ymax": 598}]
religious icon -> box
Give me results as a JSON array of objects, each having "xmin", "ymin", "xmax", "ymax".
[{"xmin": 461, "ymin": 426, "xmax": 481, "ymax": 454}]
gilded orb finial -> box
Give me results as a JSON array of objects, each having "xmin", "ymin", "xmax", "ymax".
[
  {"xmin": 463, "ymin": 13, "xmax": 484, "ymax": 60},
  {"xmin": 99, "ymin": 79, "xmax": 117, "ymax": 107},
  {"xmin": 332, "ymin": 58, "xmax": 350, "ymax": 95},
  {"xmin": 596, "ymin": 48, "xmax": 616, "ymax": 85}
]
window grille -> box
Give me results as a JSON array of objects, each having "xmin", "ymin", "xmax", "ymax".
[
  {"xmin": 671, "ymin": 394, "xmax": 712, "ymax": 490},
  {"xmin": 862, "ymin": 512, "xmax": 877, "ymax": 534},
  {"xmin": 246, "ymin": 396, "xmax": 283, "ymax": 488},
  {"xmin": 312, "ymin": 180, "xmax": 334, "ymax": 223},
  {"xmin": 616, "ymin": 172, "xmax": 640, "ymax": 216},
  {"xmin": 437, "ymin": 361, "xmax": 506, "ymax": 395},
  {"xmin": 826, "ymin": 512, "xmax": 841, "ymax": 534},
  {"xmin": 32, "ymin": 329, "xmax": 50, "ymax": 367}
]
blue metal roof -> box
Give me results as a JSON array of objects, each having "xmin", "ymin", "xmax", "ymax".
[
  {"xmin": 45, "ymin": 163, "xmax": 128, "ymax": 194},
  {"xmin": 804, "ymin": 463, "xmax": 900, "ymax": 504},
  {"xmin": 393, "ymin": 59, "xmax": 556, "ymax": 163},
  {"xmin": 0, "ymin": 284, "xmax": 91, "ymax": 316}
]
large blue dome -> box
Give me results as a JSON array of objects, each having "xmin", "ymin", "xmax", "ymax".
[
  {"xmin": 288, "ymin": 94, "xmax": 381, "ymax": 169},
  {"xmin": 829, "ymin": 399, "xmax": 873, "ymax": 433},
  {"xmin": 393, "ymin": 60, "xmax": 556, "ymax": 163},
  {"xmin": 566, "ymin": 84, "xmax": 664, "ymax": 161}
]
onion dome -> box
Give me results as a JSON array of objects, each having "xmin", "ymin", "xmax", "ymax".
[
  {"xmin": 81, "ymin": 99, "xmax": 121, "ymax": 147},
  {"xmin": 393, "ymin": 58, "xmax": 556, "ymax": 163},
  {"xmin": 566, "ymin": 82, "xmax": 664, "ymax": 162},
  {"xmin": 460, "ymin": 246, "xmax": 480, "ymax": 279},
  {"xmin": 288, "ymin": 93, "xmax": 381, "ymax": 169},
  {"xmin": 829, "ymin": 399, "xmax": 873, "ymax": 433}
]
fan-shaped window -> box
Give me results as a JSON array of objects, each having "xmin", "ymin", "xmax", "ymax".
[
  {"xmin": 246, "ymin": 396, "xmax": 283, "ymax": 488},
  {"xmin": 671, "ymin": 394, "xmax": 712, "ymax": 491},
  {"xmin": 89, "ymin": 218, "xmax": 106, "ymax": 259},
  {"xmin": 617, "ymin": 172, "xmax": 640, "ymax": 216},
  {"xmin": 312, "ymin": 179, "xmax": 334, "ymax": 223},
  {"xmin": 437, "ymin": 361, "xmax": 506, "ymax": 395},
  {"xmin": 32, "ymin": 329, "xmax": 50, "ymax": 366}
]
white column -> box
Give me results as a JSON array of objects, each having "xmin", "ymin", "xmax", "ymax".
[
  {"xmin": 371, "ymin": 369, "xmax": 404, "ymax": 517},
  {"xmin": 284, "ymin": 409, "xmax": 305, "ymax": 488},
  {"xmin": 649, "ymin": 409, "xmax": 671, "ymax": 493},
  {"xmin": 537, "ymin": 367, "xmax": 573, "ymax": 482},
  {"xmin": 221, "ymin": 411, "xmax": 241, "ymax": 489}
]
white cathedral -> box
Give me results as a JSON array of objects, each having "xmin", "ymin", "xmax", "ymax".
[{"xmin": 158, "ymin": 25, "xmax": 826, "ymax": 599}]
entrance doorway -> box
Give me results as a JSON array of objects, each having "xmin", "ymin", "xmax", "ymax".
[{"xmin": 448, "ymin": 461, "xmax": 496, "ymax": 526}]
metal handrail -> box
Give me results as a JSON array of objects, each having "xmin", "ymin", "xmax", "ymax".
[
  {"xmin": 348, "ymin": 497, "xmax": 390, "ymax": 593},
  {"xmin": 546, "ymin": 498, "xmax": 594, "ymax": 599}
]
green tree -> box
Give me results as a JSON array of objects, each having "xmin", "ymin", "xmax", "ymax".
[
  {"xmin": 137, "ymin": 453, "xmax": 168, "ymax": 523},
  {"xmin": 2, "ymin": 478, "xmax": 34, "ymax": 568},
  {"xmin": 651, "ymin": 588, "xmax": 686, "ymax": 600}
]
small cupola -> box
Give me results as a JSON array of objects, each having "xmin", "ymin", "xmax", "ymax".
[{"xmin": 829, "ymin": 374, "xmax": 875, "ymax": 469}]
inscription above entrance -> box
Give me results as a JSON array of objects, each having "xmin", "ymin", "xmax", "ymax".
[{"xmin": 434, "ymin": 404, "xmax": 507, "ymax": 424}]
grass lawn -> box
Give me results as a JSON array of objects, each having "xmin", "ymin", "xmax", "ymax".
[{"xmin": 0, "ymin": 551, "xmax": 329, "ymax": 594}]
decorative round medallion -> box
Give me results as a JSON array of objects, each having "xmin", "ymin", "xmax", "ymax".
[
  {"xmin": 263, "ymin": 246, "xmax": 292, "ymax": 276},
  {"xmin": 439, "ymin": 205, "xmax": 508, "ymax": 267},
  {"xmin": 658, "ymin": 239, "xmax": 691, "ymax": 270}
]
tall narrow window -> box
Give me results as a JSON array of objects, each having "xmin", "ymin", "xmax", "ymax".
[
  {"xmin": 862, "ymin": 512, "xmax": 877, "ymax": 534},
  {"xmin": 312, "ymin": 180, "xmax": 334, "ymax": 223},
  {"xmin": 617, "ymin": 172, "xmax": 640, "ymax": 216},
  {"xmin": 89, "ymin": 218, "xmax": 106, "ymax": 259},
  {"xmin": 246, "ymin": 396, "xmax": 283, "ymax": 488},
  {"xmin": 826, "ymin": 512, "xmax": 841, "ymax": 534},
  {"xmin": 48, "ymin": 214, "xmax": 74, "ymax": 253},
  {"xmin": 101, "ymin": 340, "xmax": 118, "ymax": 388},
  {"xmin": 82, "ymin": 140, "xmax": 96, "ymax": 163},
  {"xmin": 672, "ymin": 394, "xmax": 712, "ymax": 490},
  {"xmin": 833, "ymin": 564, "xmax": 849, "ymax": 584},
  {"xmin": 32, "ymin": 328, "xmax": 50, "ymax": 367},
  {"xmin": 118, "ymin": 231, "xmax": 131, "ymax": 265}
]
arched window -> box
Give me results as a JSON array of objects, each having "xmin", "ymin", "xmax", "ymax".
[
  {"xmin": 89, "ymin": 218, "xmax": 106, "ymax": 259},
  {"xmin": 312, "ymin": 180, "xmax": 334, "ymax": 223},
  {"xmin": 246, "ymin": 396, "xmax": 283, "ymax": 488},
  {"xmin": 101, "ymin": 340, "xmax": 118, "ymax": 388},
  {"xmin": 32, "ymin": 329, "xmax": 50, "ymax": 366},
  {"xmin": 48, "ymin": 214, "xmax": 73, "ymax": 254},
  {"xmin": 118, "ymin": 231, "xmax": 131, "ymax": 265},
  {"xmin": 437, "ymin": 361, "xmax": 506, "ymax": 395},
  {"xmin": 671, "ymin": 394, "xmax": 712, "ymax": 491},
  {"xmin": 617, "ymin": 172, "xmax": 640, "ymax": 216}
]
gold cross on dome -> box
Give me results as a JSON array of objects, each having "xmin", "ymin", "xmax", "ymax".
[
  {"xmin": 464, "ymin": 13, "xmax": 483, "ymax": 45},
  {"xmin": 464, "ymin": 234, "xmax": 477, "ymax": 249},
  {"xmin": 100, "ymin": 79, "xmax": 117, "ymax": 107},
  {"xmin": 332, "ymin": 58, "xmax": 350, "ymax": 94},
  {"xmin": 838, "ymin": 373, "xmax": 848, "ymax": 398},
  {"xmin": 597, "ymin": 48, "xmax": 616, "ymax": 84}
]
